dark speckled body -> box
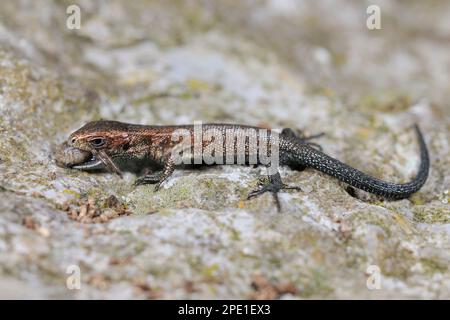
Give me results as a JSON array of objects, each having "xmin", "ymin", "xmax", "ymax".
[{"xmin": 280, "ymin": 125, "xmax": 429, "ymax": 199}]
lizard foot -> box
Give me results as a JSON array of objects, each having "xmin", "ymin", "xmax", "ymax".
[
  {"xmin": 134, "ymin": 159, "xmax": 175, "ymax": 192},
  {"xmin": 247, "ymin": 173, "xmax": 301, "ymax": 211}
]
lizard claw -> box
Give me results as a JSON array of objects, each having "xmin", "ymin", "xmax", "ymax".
[
  {"xmin": 247, "ymin": 183, "xmax": 301, "ymax": 199},
  {"xmin": 153, "ymin": 182, "xmax": 163, "ymax": 192},
  {"xmin": 282, "ymin": 185, "xmax": 302, "ymax": 191},
  {"xmin": 134, "ymin": 173, "xmax": 162, "ymax": 186},
  {"xmin": 247, "ymin": 185, "xmax": 282, "ymax": 212},
  {"xmin": 247, "ymin": 175, "xmax": 302, "ymax": 212},
  {"xmin": 247, "ymin": 184, "xmax": 278, "ymax": 199}
]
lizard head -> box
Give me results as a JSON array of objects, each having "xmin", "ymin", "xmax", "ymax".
[{"xmin": 67, "ymin": 120, "xmax": 132, "ymax": 177}]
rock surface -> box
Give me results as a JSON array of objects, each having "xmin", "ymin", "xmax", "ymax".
[{"xmin": 0, "ymin": 0, "xmax": 449, "ymax": 299}]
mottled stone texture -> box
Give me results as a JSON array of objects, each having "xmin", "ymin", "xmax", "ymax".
[{"xmin": 0, "ymin": 0, "xmax": 448, "ymax": 299}]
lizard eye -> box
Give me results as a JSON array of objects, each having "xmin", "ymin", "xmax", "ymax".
[{"xmin": 89, "ymin": 137, "xmax": 106, "ymax": 148}]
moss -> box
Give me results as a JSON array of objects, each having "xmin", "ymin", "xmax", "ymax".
[
  {"xmin": 357, "ymin": 92, "xmax": 412, "ymax": 113},
  {"xmin": 229, "ymin": 227, "xmax": 241, "ymax": 241},
  {"xmin": 410, "ymin": 193, "xmax": 427, "ymax": 205},
  {"xmin": 130, "ymin": 89, "xmax": 196, "ymax": 106},
  {"xmin": 126, "ymin": 175, "xmax": 237, "ymax": 213},
  {"xmin": 201, "ymin": 263, "xmax": 221, "ymax": 282},
  {"xmin": 81, "ymin": 187, "xmax": 122, "ymax": 207},
  {"xmin": 420, "ymin": 258, "xmax": 448, "ymax": 274},
  {"xmin": 391, "ymin": 213, "xmax": 415, "ymax": 235},
  {"xmin": 307, "ymin": 86, "xmax": 336, "ymax": 98},
  {"xmin": 413, "ymin": 206, "xmax": 450, "ymax": 223},
  {"xmin": 438, "ymin": 190, "xmax": 449, "ymax": 204},
  {"xmin": 331, "ymin": 52, "xmax": 347, "ymax": 68},
  {"xmin": 347, "ymin": 211, "xmax": 393, "ymax": 237},
  {"xmin": 379, "ymin": 244, "xmax": 415, "ymax": 279},
  {"xmin": 186, "ymin": 78, "xmax": 210, "ymax": 91},
  {"xmin": 62, "ymin": 189, "xmax": 81, "ymax": 199},
  {"xmin": 300, "ymin": 268, "xmax": 334, "ymax": 297}
]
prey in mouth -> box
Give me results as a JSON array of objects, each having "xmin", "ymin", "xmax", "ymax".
[
  {"xmin": 54, "ymin": 142, "xmax": 101, "ymax": 169},
  {"xmin": 54, "ymin": 141, "xmax": 120, "ymax": 175},
  {"xmin": 72, "ymin": 152, "xmax": 104, "ymax": 170},
  {"xmin": 55, "ymin": 121, "xmax": 133, "ymax": 178}
]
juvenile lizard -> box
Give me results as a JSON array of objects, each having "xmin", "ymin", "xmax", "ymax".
[{"xmin": 60, "ymin": 120, "xmax": 430, "ymax": 210}]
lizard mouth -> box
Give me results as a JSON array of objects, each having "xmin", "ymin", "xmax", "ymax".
[
  {"xmin": 54, "ymin": 142, "xmax": 103, "ymax": 170},
  {"xmin": 55, "ymin": 142, "xmax": 123, "ymax": 177}
]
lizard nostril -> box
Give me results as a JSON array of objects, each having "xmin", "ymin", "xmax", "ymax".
[{"xmin": 71, "ymin": 138, "xmax": 76, "ymax": 144}]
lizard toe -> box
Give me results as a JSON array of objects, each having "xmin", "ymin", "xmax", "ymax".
[{"xmin": 134, "ymin": 174, "xmax": 161, "ymax": 186}]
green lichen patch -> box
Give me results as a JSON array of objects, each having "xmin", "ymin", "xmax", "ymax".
[
  {"xmin": 356, "ymin": 92, "xmax": 412, "ymax": 114},
  {"xmin": 412, "ymin": 205, "xmax": 450, "ymax": 224}
]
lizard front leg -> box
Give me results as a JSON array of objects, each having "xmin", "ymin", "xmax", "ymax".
[
  {"xmin": 135, "ymin": 142, "xmax": 193, "ymax": 191},
  {"xmin": 134, "ymin": 156, "xmax": 175, "ymax": 191}
]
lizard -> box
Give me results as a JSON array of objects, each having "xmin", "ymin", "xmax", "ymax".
[{"xmin": 59, "ymin": 120, "xmax": 430, "ymax": 210}]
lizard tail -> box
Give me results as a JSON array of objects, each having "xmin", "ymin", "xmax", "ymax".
[{"xmin": 289, "ymin": 124, "xmax": 429, "ymax": 199}]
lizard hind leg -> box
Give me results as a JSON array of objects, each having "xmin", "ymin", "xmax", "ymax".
[
  {"xmin": 281, "ymin": 127, "xmax": 325, "ymax": 151},
  {"xmin": 247, "ymin": 172, "xmax": 302, "ymax": 211}
]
